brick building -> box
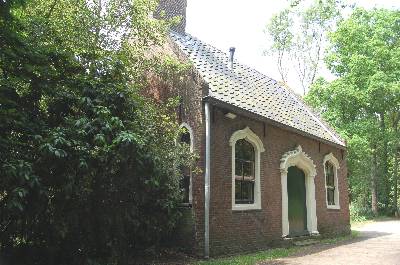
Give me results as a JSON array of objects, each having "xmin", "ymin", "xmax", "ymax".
[{"xmin": 153, "ymin": 0, "xmax": 350, "ymax": 257}]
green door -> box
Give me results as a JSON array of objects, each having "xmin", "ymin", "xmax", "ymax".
[{"xmin": 287, "ymin": 166, "xmax": 307, "ymax": 236}]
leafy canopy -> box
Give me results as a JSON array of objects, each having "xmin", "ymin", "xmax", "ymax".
[
  {"xmin": 0, "ymin": 0, "xmax": 193, "ymax": 264},
  {"xmin": 306, "ymin": 7, "xmax": 400, "ymax": 214},
  {"xmin": 266, "ymin": 0, "xmax": 343, "ymax": 94}
]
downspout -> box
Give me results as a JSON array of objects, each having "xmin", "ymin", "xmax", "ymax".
[{"xmin": 204, "ymin": 101, "xmax": 211, "ymax": 258}]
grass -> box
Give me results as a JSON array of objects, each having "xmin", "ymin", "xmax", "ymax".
[
  {"xmin": 195, "ymin": 247, "xmax": 301, "ymax": 265},
  {"xmin": 195, "ymin": 231, "xmax": 360, "ymax": 265},
  {"xmin": 351, "ymin": 215, "xmax": 397, "ymax": 229},
  {"xmin": 319, "ymin": 230, "xmax": 359, "ymax": 244}
]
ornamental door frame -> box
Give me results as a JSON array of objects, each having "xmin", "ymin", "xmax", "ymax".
[{"xmin": 280, "ymin": 145, "xmax": 319, "ymax": 237}]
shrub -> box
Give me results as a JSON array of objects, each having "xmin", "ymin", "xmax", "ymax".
[
  {"xmin": 349, "ymin": 202, "xmax": 374, "ymax": 222},
  {"xmin": 0, "ymin": 0, "xmax": 192, "ymax": 264}
]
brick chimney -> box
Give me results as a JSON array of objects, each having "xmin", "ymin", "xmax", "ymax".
[{"xmin": 155, "ymin": 0, "xmax": 187, "ymax": 34}]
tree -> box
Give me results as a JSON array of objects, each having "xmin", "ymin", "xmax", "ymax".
[
  {"xmin": 265, "ymin": 0, "xmax": 343, "ymax": 95},
  {"xmin": 306, "ymin": 8, "xmax": 400, "ymax": 216},
  {"xmin": 265, "ymin": 9, "xmax": 293, "ymax": 83},
  {"xmin": 0, "ymin": 0, "xmax": 193, "ymax": 264}
]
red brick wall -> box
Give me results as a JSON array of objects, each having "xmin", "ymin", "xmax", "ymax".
[
  {"xmin": 208, "ymin": 107, "xmax": 350, "ymax": 255},
  {"xmin": 178, "ymin": 74, "xmax": 206, "ymax": 256},
  {"xmin": 144, "ymin": 38, "xmax": 208, "ymax": 256},
  {"xmin": 155, "ymin": 0, "xmax": 187, "ymax": 34},
  {"xmin": 146, "ymin": 38, "xmax": 350, "ymax": 257}
]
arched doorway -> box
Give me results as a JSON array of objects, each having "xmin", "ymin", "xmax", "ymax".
[
  {"xmin": 280, "ymin": 145, "xmax": 318, "ymax": 237},
  {"xmin": 287, "ymin": 166, "xmax": 307, "ymax": 236}
]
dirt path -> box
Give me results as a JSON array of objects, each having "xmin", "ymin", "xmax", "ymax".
[{"xmin": 260, "ymin": 219, "xmax": 400, "ymax": 265}]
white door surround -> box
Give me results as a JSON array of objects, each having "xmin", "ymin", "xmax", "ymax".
[{"xmin": 280, "ymin": 145, "xmax": 319, "ymax": 237}]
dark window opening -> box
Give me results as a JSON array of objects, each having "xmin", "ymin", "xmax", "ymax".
[
  {"xmin": 181, "ymin": 172, "xmax": 190, "ymax": 204},
  {"xmin": 235, "ymin": 139, "xmax": 255, "ymax": 204},
  {"xmin": 179, "ymin": 127, "xmax": 191, "ymax": 204},
  {"xmin": 180, "ymin": 130, "xmax": 190, "ymax": 146},
  {"xmin": 325, "ymin": 162, "xmax": 335, "ymax": 205}
]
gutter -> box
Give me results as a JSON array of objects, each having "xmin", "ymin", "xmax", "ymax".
[{"xmin": 204, "ymin": 101, "xmax": 211, "ymax": 258}]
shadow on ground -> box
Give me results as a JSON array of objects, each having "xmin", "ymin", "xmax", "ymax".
[
  {"xmin": 258, "ymin": 229, "xmax": 392, "ymax": 265},
  {"xmin": 139, "ymin": 229, "xmax": 393, "ymax": 264}
]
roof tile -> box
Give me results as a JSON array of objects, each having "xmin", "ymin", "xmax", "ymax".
[{"xmin": 171, "ymin": 32, "xmax": 345, "ymax": 147}]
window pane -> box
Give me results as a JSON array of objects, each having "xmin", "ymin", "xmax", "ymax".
[
  {"xmin": 325, "ymin": 162, "xmax": 331, "ymax": 175},
  {"xmin": 235, "ymin": 159, "xmax": 243, "ymax": 179},
  {"xmin": 180, "ymin": 174, "xmax": 190, "ymax": 203},
  {"xmin": 235, "ymin": 180, "xmax": 242, "ymax": 201},
  {"xmin": 235, "ymin": 139, "xmax": 256, "ymax": 205},
  {"xmin": 327, "ymin": 188, "xmax": 335, "ymax": 205},
  {"xmin": 242, "ymin": 160, "xmax": 254, "ymax": 180},
  {"xmin": 235, "ymin": 180, "xmax": 254, "ymax": 204},
  {"xmin": 242, "ymin": 181, "xmax": 254, "ymax": 203},
  {"xmin": 325, "ymin": 162, "xmax": 335, "ymax": 186},
  {"xmin": 327, "ymin": 173, "xmax": 334, "ymax": 187},
  {"xmin": 235, "ymin": 139, "xmax": 255, "ymax": 161}
]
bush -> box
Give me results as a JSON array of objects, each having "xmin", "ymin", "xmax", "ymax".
[
  {"xmin": 0, "ymin": 1, "xmax": 192, "ymax": 264},
  {"xmin": 349, "ymin": 202, "xmax": 374, "ymax": 222}
]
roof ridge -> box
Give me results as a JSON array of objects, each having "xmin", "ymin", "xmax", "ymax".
[{"xmin": 171, "ymin": 31, "xmax": 277, "ymax": 81}]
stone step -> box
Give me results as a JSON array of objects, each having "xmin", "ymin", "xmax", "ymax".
[{"xmin": 292, "ymin": 238, "xmax": 320, "ymax": 246}]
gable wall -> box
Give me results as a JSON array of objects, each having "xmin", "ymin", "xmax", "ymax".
[
  {"xmin": 155, "ymin": 0, "xmax": 187, "ymax": 34},
  {"xmin": 209, "ymin": 107, "xmax": 350, "ymax": 256},
  {"xmin": 177, "ymin": 71, "xmax": 206, "ymax": 256},
  {"xmin": 145, "ymin": 38, "xmax": 207, "ymax": 255}
]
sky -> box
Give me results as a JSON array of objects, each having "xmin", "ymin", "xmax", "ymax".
[{"xmin": 185, "ymin": 0, "xmax": 400, "ymax": 94}]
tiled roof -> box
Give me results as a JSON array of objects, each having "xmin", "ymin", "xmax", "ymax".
[{"xmin": 170, "ymin": 32, "xmax": 345, "ymax": 147}]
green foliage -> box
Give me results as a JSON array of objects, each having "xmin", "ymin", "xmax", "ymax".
[
  {"xmin": 267, "ymin": 9, "xmax": 293, "ymax": 52},
  {"xmin": 0, "ymin": 0, "xmax": 192, "ymax": 264},
  {"xmin": 306, "ymin": 8, "xmax": 400, "ymax": 217},
  {"xmin": 350, "ymin": 202, "xmax": 373, "ymax": 223},
  {"xmin": 265, "ymin": 0, "xmax": 343, "ymax": 94}
]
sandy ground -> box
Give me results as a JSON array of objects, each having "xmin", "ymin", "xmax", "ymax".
[{"xmin": 260, "ymin": 219, "xmax": 400, "ymax": 265}]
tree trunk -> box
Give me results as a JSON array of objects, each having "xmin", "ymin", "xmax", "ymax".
[
  {"xmin": 393, "ymin": 113, "xmax": 399, "ymax": 217},
  {"xmin": 371, "ymin": 147, "xmax": 379, "ymax": 216},
  {"xmin": 379, "ymin": 113, "xmax": 390, "ymax": 211},
  {"xmin": 393, "ymin": 154, "xmax": 399, "ymax": 217},
  {"xmin": 394, "ymin": 147, "xmax": 399, "ymax": 217}
]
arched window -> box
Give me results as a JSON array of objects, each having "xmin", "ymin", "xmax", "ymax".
[
  {"xmin": 179, "ymin": 123, "xmax": 193, "ymax": 205},
  {"xmin": 323, "ymin": 153, "xmax": 340, "ymax": 209},
  {"xmin": 230, "ymin": 127, "xmax": 265, "ymax": 211},
  {"xmin": 235, "ymin": 139, "xmax": 255, "ymax": 204}
]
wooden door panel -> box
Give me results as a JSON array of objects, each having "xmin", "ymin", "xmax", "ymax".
[{"xmin": 287, "ymin": 166, "xmax": 307, "ymax": 236}]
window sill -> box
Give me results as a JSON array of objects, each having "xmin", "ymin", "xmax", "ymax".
[
  {"xmin": 232, "ymin": 204, "xmax": 261, "ymax": 211},
  {"xmin": 327, "ymin": 205, "xmax": 340, "ymax": 210}
]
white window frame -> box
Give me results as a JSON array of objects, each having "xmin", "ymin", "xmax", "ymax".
[
  {"xmin": 179, "ymin": 122, "xmax": 194, "ymax": 204},
  {"xmin": 229, "ymin": 127, "xmax": 265, "ymax": 211},
  {"xmin": 179, "ymin": 122, "xmax": 194, "ymax": 152},
  {"xmin": 323, "ymin": 153, "xmax": 340, "ymax": 209}
]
